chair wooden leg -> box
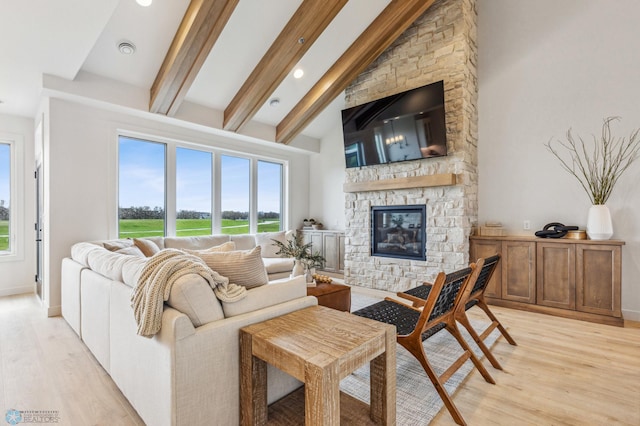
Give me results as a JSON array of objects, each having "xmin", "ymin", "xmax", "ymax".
[
  {"xmin": 476, "ymin": 298, "xmax": 517, "ymax": 346},
  {"xmin": 445, "ymin": 323, "xmax": 496, "ymax": 385},
  {"xmin": 398, "ymin": 337, "xmax": 467, "ymax": 426},
  {"xmin": 456, "ymin": 311, "xmax": 503, "ymax": 370}
]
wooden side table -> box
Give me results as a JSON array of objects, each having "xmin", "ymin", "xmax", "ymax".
[
  {"xmin": 240, "ymin": 305, "xmax": 396, "ymax": 425},
  {"xmin": 307, "ymin": 282, "xmax": 351, "ymax": 312}
]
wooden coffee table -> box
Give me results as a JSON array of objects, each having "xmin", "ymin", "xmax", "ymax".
[
  {"xmin": 240, "ymin": 305, "xmax": 396, "ymax": 425},
  {"xmin": 307, "ymin": 282, "xmax": 351, "ymax": 312}
]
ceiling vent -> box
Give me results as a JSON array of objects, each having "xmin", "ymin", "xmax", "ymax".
[{"xmin": 117, "ymin": 41, "xmax": 136, "ymax": 55}]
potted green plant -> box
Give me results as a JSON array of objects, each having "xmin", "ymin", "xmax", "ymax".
[
  {"xmin": 272, "ymin": 234, "xmax": 325, "ymax": 277},
  {"xmin": 546, "ymin": 116, "xmax": 640, "ymax": 239}
]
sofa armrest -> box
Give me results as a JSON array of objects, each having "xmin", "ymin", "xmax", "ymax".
[{"xmin": 173, "ymin": 295, "xmax": 318, "ymax": 425}]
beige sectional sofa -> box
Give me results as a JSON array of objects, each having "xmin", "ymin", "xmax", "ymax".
[{"xmin": 60, "ymin": 232, "xmax": 317, "ymax": 426}]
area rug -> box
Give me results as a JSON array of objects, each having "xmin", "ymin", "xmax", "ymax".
[{"xmin": 342, "ymin": 292, "xmax": 502, "ymax": 425}]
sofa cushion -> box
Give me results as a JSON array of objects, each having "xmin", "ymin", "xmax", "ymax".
[
  {"xmin": 133, "ymin": 238, "xmax": 160, "ymax": 257},
  {"xmin": 221, "ymin": 275, "xmax": 307, "ymax": 317},
  {"xmin": 183, "ymin": 241, "xmax": 236, "ymax": 254},
  {"xmin": 255, "ymin": 231, "xmax": 287, "ymax": 258},
  {"xmin": 87, "ymin": 248, "xmax": 137, "ymax": 282},
  {"xmin": 164, "ymin": 235, "xmax": 230, "ymax": 250},
  {"xmin": 190, "ymin": 246, "xmax": 268, "ymax": 289},
  {"xmin": 230, "ymin": 234, "xmax": 256, "ymax": 251},
  {"xmin": 71, "ymin": 242, "xmax": 103, "ymax": 267},
  {"xmin": 121, "ymin": 257, "xmax": 148, "ymax": 288},
  {"xmin": 166, "ymin": 274, "xmax": 225, "ymax": 326},
  {"xmin": 262, "ymin": 257, "xmax": 295, "ymax": 275}
]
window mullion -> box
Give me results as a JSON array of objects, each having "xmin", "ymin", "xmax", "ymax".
[
  {"xmin": 212, "ymin": 153, "xmax": 222, "ymax": 234},
  {"xmin": 165, "ymin": 144, "xmax": 176, "ymax": 237},
  {"xmin": 249, "ymin": 158, "xmax": 258, "ymax": 234}
]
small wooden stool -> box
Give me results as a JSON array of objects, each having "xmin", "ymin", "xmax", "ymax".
[{"xmin": 307, "ymin": 282, "xmax": 351, "ymax": 312}]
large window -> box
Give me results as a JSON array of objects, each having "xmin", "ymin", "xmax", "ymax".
[
  {"xmin": 257, "ymin": 160, "xmax": 282, "ymax": 232},
  {"xmin": 176, "ymin": 147, "xmax": 212, "ymax": 237},
  {"xmin": 0, "ymin": 142, "xmax": 10, "ymax": 252},
  {"xmin": 118, "ymin": 137, "xmax": 166, "ymax": 238},
  {"xmin": 221, "ymin": 155, "xmax": 250, "ymax": 235},
  {"xmin": 117, "ymin": 134, "xmax": 285, "ymax": 237}
]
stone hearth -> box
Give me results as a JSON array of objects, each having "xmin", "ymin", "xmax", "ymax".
[{"xmin": 344, "ymin": 0, "xmax": 478, "ymax": 292}]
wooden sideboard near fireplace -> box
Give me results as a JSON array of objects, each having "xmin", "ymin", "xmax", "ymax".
[
  {"xmin": 470, "ymin": 235, "xmax": 624, "ymax": 326},
  {"xmin": 299, "ymin": 229, "xmax": 345, "ymax": 274}
]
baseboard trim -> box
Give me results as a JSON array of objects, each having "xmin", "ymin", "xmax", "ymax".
[
  {"xmin": 0, "ymin": 285, "xmax": 35, "ymax": 298},
  {"xmin": 486, "ymin": 298, "xmax": 624, "ymax": 327},
  {"xmin": 46, "ymin": 305, "xmax": 62, "ymax": 317},
  {"xmin": 621, "ymin": 308, "xmax": 640, "ymax": 323}
]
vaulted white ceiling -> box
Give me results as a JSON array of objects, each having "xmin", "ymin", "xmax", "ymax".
[{"xmin": 1, "ymin": 0, "xmax": 430, "ymax": 143}]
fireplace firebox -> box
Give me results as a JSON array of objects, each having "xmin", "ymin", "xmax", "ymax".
[{"xmin": 371, "ymin": 205, "xmax": 426, "ymax": 260}]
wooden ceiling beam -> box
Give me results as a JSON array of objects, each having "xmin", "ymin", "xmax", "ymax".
[
  {"xmin": 223, "ymin": 0, "xmax": 348, "ymax": 132},
  {"xmin": 276, "ymin": 0, "xmax": 436, "ymax": 145},
  {"xmin": 150, "ymin": 0, "xmax": 239, "ymax": 115}
]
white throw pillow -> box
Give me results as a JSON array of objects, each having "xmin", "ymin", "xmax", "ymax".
[
  {"xmin": 189, "ymin": 246, "xmax": 268, "ymax": 289},
  {"xmin": 255, "ymin": 231, "xmax": 287, "ymax": 258},
  {"xmin": 115, "ymin": 245, "xmax": 146, "ymax": 257}
]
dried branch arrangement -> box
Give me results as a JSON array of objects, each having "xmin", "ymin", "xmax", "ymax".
[{"xmin": 546, "ymin": 116, "xmax": 640, "ymax": 205}]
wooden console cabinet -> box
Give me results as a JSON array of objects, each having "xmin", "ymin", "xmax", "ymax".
[
  {"xmin": 299, "ymin": 229, "xmax": 345, "ymax": 274},
  {"xmin": 470, "ymin": 236, "xmax": 624, "ymax": 326}
]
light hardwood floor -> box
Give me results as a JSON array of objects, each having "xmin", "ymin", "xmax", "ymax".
[
  {"xmin": 1, "ymin": 292, "xmax": 639, "ymax": 425},
  {"xmin": 0, "ymin": 294, "xmax": 144, "ymax": 426}
]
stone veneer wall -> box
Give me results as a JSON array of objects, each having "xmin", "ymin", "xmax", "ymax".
[{"xmin": 344, "ymin": 0, "xmax": 478, "ymax": 292}]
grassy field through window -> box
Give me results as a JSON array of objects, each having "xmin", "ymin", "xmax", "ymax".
[
  {"xmin": 0, "ymin": 220, "xmax": 7, "ymax": 251},
  {"xmin": 118, "ymin": 219, "xmax": 280, "ymax": 238}
]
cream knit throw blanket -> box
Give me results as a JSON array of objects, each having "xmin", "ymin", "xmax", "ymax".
[{"xmin": 131, "ymin": 249, "xmax": 247, "ymax": 337}]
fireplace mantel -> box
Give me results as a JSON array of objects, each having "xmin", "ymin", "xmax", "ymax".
[{"xmin": 343, "ymin": 173, "xmax": 457, "ymax": 193}]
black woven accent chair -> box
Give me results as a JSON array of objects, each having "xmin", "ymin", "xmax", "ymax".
[
  {"xmin": 397, "ymin": 254, "xmax": 517, "ymax": 370},
  {"xmin": 455, "ymin": 254, "xmax": 517, "ymax": 370},
  {"xmin": 352, "ymin": 263, "xmax": 495, "ymax": 426}
]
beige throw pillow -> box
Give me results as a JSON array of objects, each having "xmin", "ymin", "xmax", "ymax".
[
  {"xmin": 255, "ymin": 231, "xmax": 287, "ymax": 258},
  {"xmin": 133, "ymin": 238, "xmax": 160, "ymax": 257},
  {"xmin": 190, "ymin": 246, "xmax": 268, "ymax": 289}
]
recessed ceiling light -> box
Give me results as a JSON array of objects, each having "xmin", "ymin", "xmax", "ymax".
[
  {"xmin": 293, "ymin": 68, "xmax": 304, "ymax": 79},
  {"xmin": 269, "ymin": 98, "xmax": 280, "ymax": 107},
  {"xmin": 136, "ymin": 0, "xmax": 153, "ymax": 6},
  {"xmin": 118, "ymin": 41, "xmax": 136, "ymax": 55}
]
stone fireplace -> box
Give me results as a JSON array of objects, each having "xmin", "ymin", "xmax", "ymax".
[
  {"xmin": 343, "ymin": 0, "xmax": 478, "ymax": 292},
  {"xmin": 371, "ymin": 205, "xmax": 426, "ymax": 261}
]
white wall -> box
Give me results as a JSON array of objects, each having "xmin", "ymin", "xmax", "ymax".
[
  {"xmin": 478, "ymin": 0, "xmax": 640, "ymax": 320},
  {"xmin": 308, "ymin": 124, "xmax": 346, "ymax": 231},
  {"xmin": 41, "ymin": 98, "xmax": 310, "ymax": 314},
  {"xmin": 0, "ymin": 114, "xmax": 36, "ymax": 296}
]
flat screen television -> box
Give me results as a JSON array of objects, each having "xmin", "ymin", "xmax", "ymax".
[{"xmin": 341, "ymin": 80, "xmax": 447, "ymax": 168}]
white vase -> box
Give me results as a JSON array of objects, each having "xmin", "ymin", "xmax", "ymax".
[
  {"xmin": 586, "ymin": 204, "xmax": 613, "ymax": 240},
  {"xmin": 291, "ymin": 260, "xmax": 305, "ymax": 277}
]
